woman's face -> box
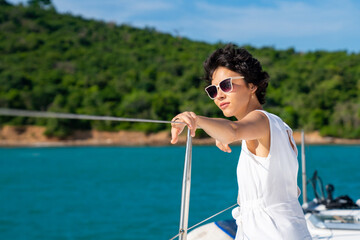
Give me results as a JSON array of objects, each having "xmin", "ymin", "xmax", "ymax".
[{"xmin": 211, "ymin": 67, "xmax": 257, "ymax": 119}]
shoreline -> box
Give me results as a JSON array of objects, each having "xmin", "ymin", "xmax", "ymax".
[{"xmin": 0, "ymin": 125, "xmax": 359, "ymax": 147}]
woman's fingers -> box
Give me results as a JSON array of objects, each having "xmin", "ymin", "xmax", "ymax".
[
  {"xmin": 225, "ymin": 144, "xmax": 232, "ymax": 153},
  {"xmin": 188, "ymin": 112, "xmax": 198, "ymax": 137},
  {"xmin": 170, "ymin": 112, "xmax": 198, "ymax": 143},
  {"xmin": 171, "ymin": 117, "xmax": 185, "ymax": 144},
  {"xmin": 178, "ymin": 113, "xmax": 196, "ymax": 136},
  {"xmin": 171, "ymin": 127, "xmax": 181, "ymax": 144},
  {"xmin": 216, "ymin": 140, "xmax": 226, "ymax": 152},
  {"xmin": 216, "ymin": 140, "xmax": 232, "ymax": 153}
]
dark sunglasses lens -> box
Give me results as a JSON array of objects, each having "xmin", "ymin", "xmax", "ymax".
[
  {"xmin": 206, "ymin": 86, "xmax": 217, "ymax": 98},
  {"xmin": 220, "ymin": 78, "xmax": 232, "ymax": 92}
]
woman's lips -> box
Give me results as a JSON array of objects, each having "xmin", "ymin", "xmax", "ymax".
[{"xmin": 219, "ymin": 102, "xmax": 230, "ymax": 109}]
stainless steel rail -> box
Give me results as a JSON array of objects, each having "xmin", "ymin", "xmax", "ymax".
[
  {"xmin": 301, "ymin": 130, "xmax": 307, "ymax": 204},
  {"xmin": 0, "ymin": 108, "xmax": 184, "ymax": 124},
  {"xmin": 179, "ymin": 128, "xmax": 192, "ymax": 240}
]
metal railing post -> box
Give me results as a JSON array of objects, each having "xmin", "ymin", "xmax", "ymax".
[
  {"xmin": 179, "ymin": 128, "xmax": 192, "ymax": 240},
  {"xmin": 301, "ymin": 130, "xmax": 307, "ymax": 204}
]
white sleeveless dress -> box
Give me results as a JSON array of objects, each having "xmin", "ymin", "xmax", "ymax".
[{"xmin": 232, "ymin": 110, "xmax": 312, "ymax": 240}]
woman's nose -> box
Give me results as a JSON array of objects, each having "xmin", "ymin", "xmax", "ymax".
[{"xmin": 215, "ymin": 87, "xmax": 226, "ymax": 100}]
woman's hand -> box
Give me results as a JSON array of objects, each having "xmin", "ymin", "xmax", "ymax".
[
  {"xmin": 171, "ymin": 112, "xmax": 198, "ymax": 144},
  {"xmin": 216, "ymin": 140, "xmax": 232, "ymax": 153}
]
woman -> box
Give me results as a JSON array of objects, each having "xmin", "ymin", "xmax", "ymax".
[{"xmin": 170, "ymin": 44, "xmax": 311, "ymax": 240}]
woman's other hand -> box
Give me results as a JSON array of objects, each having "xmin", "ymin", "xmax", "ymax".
[
  {"xmin": 216, "ymin": 140, "xmax": 232, "ymax": 153},
  {"xmin": 171, "ymin": 112, "xmax": 198, "ymax": 144}
]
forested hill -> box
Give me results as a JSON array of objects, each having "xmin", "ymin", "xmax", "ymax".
[{"xmin": 0, "ymin": 1, "xmax": 359, "ymax": 139}]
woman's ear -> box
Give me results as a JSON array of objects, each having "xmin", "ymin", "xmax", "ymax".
[{"xmin": 249, "ymin": 83, "xmax": 257, "ymax": 93}]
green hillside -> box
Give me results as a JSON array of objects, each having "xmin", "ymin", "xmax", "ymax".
[{"xmin": 0, "ymin": 0, "xmax": 359, "ymax": 138}]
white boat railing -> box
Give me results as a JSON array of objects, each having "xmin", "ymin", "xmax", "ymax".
[
  {"xmin": 179, "ymin": 128, "xmax": 192, "ymax": 240},
  {"xmin": 0, "ymin": 108, "xmax": 179, "ymax": 124},
  {"xmin": 301, "ymin": 130, "xmax": 308, "ymax": 204}
]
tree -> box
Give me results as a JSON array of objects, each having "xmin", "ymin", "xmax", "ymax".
[
  {"xmin": 0, "ymin": 0, "xmax": 11, "ymax": 6},
  {"xmin": 28, "ymin": 0, "xmax": 52, "ymax": 8}
]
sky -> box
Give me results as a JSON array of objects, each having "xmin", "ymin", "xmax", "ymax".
[{"xmin": 8, "ymin": 0, "xmax": 360, "ymax": 53}]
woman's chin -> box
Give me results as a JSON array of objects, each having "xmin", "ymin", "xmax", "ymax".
[{"xmin": 222, "ymin": 110, "xmax": 233, "ymax": 118}]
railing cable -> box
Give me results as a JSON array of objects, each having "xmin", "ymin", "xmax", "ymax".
[
  {"xmin": 169, "ymin": 203, "xmax": 237, "ymax": 240},
  {"xmin": 0, "ymin": 108, "xmax": 185, "ymax": 124}
]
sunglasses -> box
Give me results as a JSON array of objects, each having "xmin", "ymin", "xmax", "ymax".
[{"xmin": 205, "ymin": 76, "xmax": 244, "ymax": 99}]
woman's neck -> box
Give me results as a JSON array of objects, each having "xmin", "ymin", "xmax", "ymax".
[{"xmin": 235, "ymin": 99, "xmax": 263, "ymax": 121}]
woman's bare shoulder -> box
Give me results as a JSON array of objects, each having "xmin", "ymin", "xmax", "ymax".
[
  {"xmin": 234, "ymin": 110, "xmax": 270, "ymax": 141},
  {"xmin": 241, "ymin": 110, "xmax": 269, "ymax": 124}
]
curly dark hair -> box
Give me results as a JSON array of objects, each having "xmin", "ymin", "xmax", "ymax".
[{"xmin": 203, "ymin": 44, "xmax": 269, "ymax": 105}]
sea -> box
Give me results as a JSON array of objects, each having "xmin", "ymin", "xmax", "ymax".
[{"xmin": 0, "ymin": 145, "xmax": 359, "ymax": 240}]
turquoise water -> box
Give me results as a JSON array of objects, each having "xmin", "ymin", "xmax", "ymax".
[{"xmin": 0, "ymin": 145, "xmax": 359, "ymax": 240}]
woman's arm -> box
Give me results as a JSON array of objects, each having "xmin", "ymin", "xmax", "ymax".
[{"xmin": 171, "ymin": 110, "xmax": 269, "ymax": 145}]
